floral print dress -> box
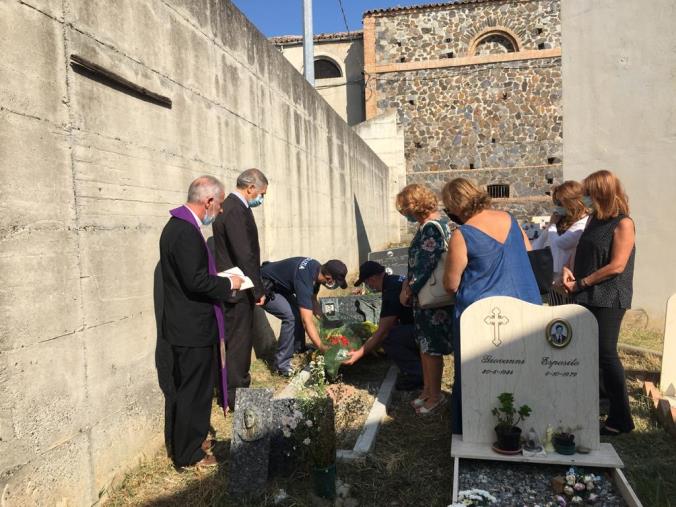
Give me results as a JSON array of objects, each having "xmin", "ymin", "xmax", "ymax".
[{"xmin": 407, "ymin": 218, "xmax": 454, "ymax": 356}]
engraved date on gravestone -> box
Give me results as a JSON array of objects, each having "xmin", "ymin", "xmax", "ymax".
[
  {"xmin": 480, "ymin": 355, "xmax": 524, "ymax": 376},
  {"xmin": 542, "ymin": 357, "xmax": 580, "ymax": 377}
]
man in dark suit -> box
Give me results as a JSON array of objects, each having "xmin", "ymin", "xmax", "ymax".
[
  {"xmin": 160, "ymin": 175, "xmax": 243, "ymax": 468},
  {"xmin": 212, "ymin": 168, "xmax": 268, "ymax": 411}
]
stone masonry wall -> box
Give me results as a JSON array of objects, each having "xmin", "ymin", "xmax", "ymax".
[
  {"xmin": 0, "ymin": 1, "xmax": 392, "ymax": 505},
  {"xmin": 368, "ymin": 0, "xmax": 562, "ymax": 220},
  {"xmin": 377, "ymin": 58, "xmax": 562, "ymax": 172},
  {"xmin": 373, "ymin": 0, "xmax": 560, "ymax": 63}
]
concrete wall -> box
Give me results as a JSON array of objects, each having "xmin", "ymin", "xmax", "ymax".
[
  {"xmin": 562, "ymin": 0, "xmax": 676, "ymax": 324},
  {"xmin": 0, "ymin": 0, "xmax": 392, "ymax": 504},
  {"xmin": 353, "ymin": 111, "xmax": 406, "ymax": 243},
  {"xmin": 277, "ymin": 38, "xmax": 365, "ymax": 125}
]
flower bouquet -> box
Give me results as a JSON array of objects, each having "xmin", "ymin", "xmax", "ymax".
[
  {"xmin": 280, "ymin": 358, "xmax": 337, "ymax": 499},
  {"xmin": 318, "ymin": 320, "xmax": 378, "ymax": 378}
]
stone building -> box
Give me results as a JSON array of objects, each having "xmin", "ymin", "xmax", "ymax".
[
  {"xmin": 275, "ymin": 0, "xmax": 563, "ymax": 220},
  {"xmin": 271, "ymin": 32, "xmax": 366, "ymax": 125}
]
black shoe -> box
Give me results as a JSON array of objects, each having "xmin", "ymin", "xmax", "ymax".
[
  {"xmin": 600, "ymin": 424, "xmax": 625, "ymax": 436},
  {"xmin": 395, "ymin": 375, "xmax": 424, "ymax": 391}
]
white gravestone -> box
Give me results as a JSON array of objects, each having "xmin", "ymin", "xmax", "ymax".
[
  {"xmin": 660, "ymin": 294, "xmax": 676, "ymax": 401},
  {"xmin": 460, "ymin": 296, "xmax": 600, "ymax": 451}
]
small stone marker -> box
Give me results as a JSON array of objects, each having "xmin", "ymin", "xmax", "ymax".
[
  {"xmin": 460, "ymin": 296, "xmax": 600, "ymax": 451},
  {"xmin": 228, "ymin": 388, "xmax": 273, "ymax": 497},
  {"xmin": 367, "ymin": 247, "xmax": 408, "ymax": 277},
  {"xmin": 320, "ymin": 294, "xmax": 381, "ymax": 324},
  {"xmin": 660, "ymin": 294, "xmax": 676, "ymax": 401}
]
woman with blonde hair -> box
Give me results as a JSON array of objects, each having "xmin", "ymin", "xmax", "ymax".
[
  {"xmin": 563, "ymin": 170, "xmax": 635, "ymax": 435},
  {"xmin": 441, "ymin": 178, "xmax": 541, "ymax": 434},
  {"xmin": 396, "ymin": 184, "xmax": 454, "ymax": 415}
]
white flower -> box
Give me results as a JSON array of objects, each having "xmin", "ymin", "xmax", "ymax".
[
  {"xmin": 303, "ymin": 437, "xmax": 311, "ymax": 445},
  {"xmin": 565, "ymin": 475, "xmax": 575, "ymax": 486},
  {"xmin": 282, "ymin": 428, "xmax": 291, "ymax": 438},
  {"xmin": 585, "ymin": 481, "xmax": 594, "ymax": 491},
  {"xmin": 571, "ymin": 496, "xmax": 583, "ymax": 504},
  {"xmin": 293, "ymin": 410, "xmax": 303, "ymax": 420},
  {"xmin": 273, "ymin": 489, "xmax": 288, "ymax": 504},
  {"xmin": 573, "ymin": 482, "xmax": 585, "ymax": 492},
  {"xmin": 305, "ymin": 419, "xmax": 313, "ymax": 427},
  {"xmin": 281, "ymin": 415, "xmax": 292, "ymax": 426},
  {"xmin": 583, "ymin": 475, "xmax": 593, "ymax": 483},
  {"xmin": 563, "ymin": 485, "xmax": 574, "ymax": 496}
]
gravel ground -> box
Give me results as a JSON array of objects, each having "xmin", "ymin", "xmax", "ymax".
[{"xmin": 457, "ymin": 460, "xmax": 626, "ymax": 506}]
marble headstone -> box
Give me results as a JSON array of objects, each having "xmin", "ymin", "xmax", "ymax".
[
  {"xmin": 228, "ymin": 388, "xmax": 273, "ymax": 497},
  {"xmin": 368, "ymin": 247, "xmax": 408, "ymax": 277},
  {"xmin": 460, "ymin": 296, "xmax": 600, "ymax": 450},
  {"xmin": 320, "ymin": 294, "xmax": 381, "ymax": 324},
  {"xmin": 660, "ymin": 293, "xmax": 676, "ymax": 400}
]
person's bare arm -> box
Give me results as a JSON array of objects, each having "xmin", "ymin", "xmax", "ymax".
[
  {"xmin": 343, "ymin": 316, "xmax": 397, "ymax": 365},
  {"xmin": 520, "ymin": 226, "xmax": 534, "ymax": 251},
  {"xmin": 443, "ymin": 230, "xmax": 467, "ymax": 294},
  {"xmin": 300, "ymin": 307, "xmax": 327, "ymax": 352}
]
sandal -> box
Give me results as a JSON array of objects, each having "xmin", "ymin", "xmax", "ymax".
[
  {"xmin": 417, "ymin": 395, "xmax": 447, "ymax": 416},
  {"xmin": 410, "ymin": 395, "xmax": 429, "ymax": 409}
]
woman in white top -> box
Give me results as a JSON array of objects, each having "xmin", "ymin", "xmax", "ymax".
[{"xmin": 533, "ymin": 181, "xmax": 589, "ymax": 304}]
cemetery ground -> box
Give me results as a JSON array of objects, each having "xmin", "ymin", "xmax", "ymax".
[{"xmin": 105, "ymin": 323, "xmax": 676, "ymax": 507}]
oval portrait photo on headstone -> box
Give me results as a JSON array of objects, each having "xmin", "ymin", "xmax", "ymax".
[{"xmin": 545, "ymin": 318, "xmax": 572, "ymax": 348}]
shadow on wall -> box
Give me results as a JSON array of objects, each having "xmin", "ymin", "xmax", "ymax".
[{"xmin": 354, "ymin": 195, "xmax": 372, "ymax": 264}]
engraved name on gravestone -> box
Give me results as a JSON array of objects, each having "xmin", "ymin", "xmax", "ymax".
[
  {"xmin": 228, "ymin": 388, "xmax": 273, "ymax": 497},
  {"xmin": 660, "ymin": 293, "xmax": 676, "ymax": 401},
  {"xmin": 461, "ymin": 296, "xmax": 600, "ymax": 450},
  {"xmin": 368, "ymin": 247, "xmax": 408, "ymax": 277}
]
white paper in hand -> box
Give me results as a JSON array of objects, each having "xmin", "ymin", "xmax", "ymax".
[{"xmin": 217, "ymin": 267, "xmax": 254, "ymax": 290}]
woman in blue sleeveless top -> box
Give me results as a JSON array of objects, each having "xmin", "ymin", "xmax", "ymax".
[{"xmin": 441, "ymin": 178, "xmax": 541, "ymax": 434}]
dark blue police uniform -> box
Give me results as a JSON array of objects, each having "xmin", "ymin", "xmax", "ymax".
[{"xmin": 261, "ymin": 257, "xmax": 320, "ymax": 373}]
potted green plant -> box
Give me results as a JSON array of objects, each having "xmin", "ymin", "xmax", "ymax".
[
  {"xmin": 492, "ymin": 392, "xmax": 532, "ymax": 452},
  {"xmin": 552, "ymin": 427, "xmax": 577, "ymax": 455}
]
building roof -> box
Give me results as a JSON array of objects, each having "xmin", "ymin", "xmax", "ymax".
[
  {"xmin": 269, "ymin": 31, "xmax": 363, "ymax": 46},
  {"xmin": 363, "ymin": 0, "xmax": 513, "ymax": 16}
]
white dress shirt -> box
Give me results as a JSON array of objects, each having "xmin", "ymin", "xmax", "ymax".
[{"xmin": 536, "ymin": 215, "xmax": 589, "ymax": 274}]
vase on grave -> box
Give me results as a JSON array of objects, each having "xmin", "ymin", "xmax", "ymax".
[
  {"xmin": 312, "ymin": 463, "xmax": 337, "ymax": 499},
  {"xmin": 553, "ymin": 432, "xmax": 576, "ymax": 455}
]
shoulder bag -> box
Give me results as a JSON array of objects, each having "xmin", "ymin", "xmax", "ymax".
[{"xmin": 417, "ymin": 220, "xmax": 456, "ymax": 309}]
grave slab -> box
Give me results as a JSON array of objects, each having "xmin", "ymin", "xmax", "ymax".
[
  {"xmin": 320, "ymin": 294, "xmax": 381, "ymax": 324},
  {"xmin": 660, "ymin": 293, "xmax": 676, "ymax": 401},
  {"xmin": 367, "ymin": 247, "xmax": 408, "ymax": 277},
  {"xmin": 228, "ymin": 388, "xmax": 273, "ymax": 497},
  {"xmin": 459, "ymin": 296, "xmax": 600, "ymax": 451}
]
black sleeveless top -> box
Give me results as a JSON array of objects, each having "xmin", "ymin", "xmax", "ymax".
[{"xmin": 573, "ymin": 214, "xmax": 635, "ymax": 309}]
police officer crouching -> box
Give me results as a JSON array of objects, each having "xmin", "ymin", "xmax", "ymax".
[{"xmin": 343, "ymin": 261, "xmax": 423, "ymax": 391}]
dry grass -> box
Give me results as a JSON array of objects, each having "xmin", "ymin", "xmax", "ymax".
[
  {"xmin": 619, "ymin": 322, "xmax": 664, "ymax": 353},
  {"xmin": 105, "ymin": 332, "xmax": 675, "ymax": 507}
]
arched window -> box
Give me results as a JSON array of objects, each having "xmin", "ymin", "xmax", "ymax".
[
  {"xmin": 468, "ymin": 28, "xmax": 522, "ymax": 57},
  {"xmin": 314, "ymin": 58, "xmax": 342, "ymax": 79},
  {"xmin": 474, "ymin": 33, "xmax": 516, "ymax": 55}
]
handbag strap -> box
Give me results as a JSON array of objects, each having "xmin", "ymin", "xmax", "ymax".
[{"xmin": 422, "ymin": 220, "xmax": 449, "ymax": 252}]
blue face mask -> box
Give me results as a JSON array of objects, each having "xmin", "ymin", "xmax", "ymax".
[
  {"xmin": 248, "ymin": 195, "xmax": 264, "ymax": 208},
  {"xmin": 582, "ymin": 196, "xmax": 594, "ymax": 208},
  {"xmin": 201, "ymin": 211, "xmax": 216, "ymax": 226},
  {"xmin": 405, "ymin": 214, "xmax": 418, "ymax": 223},
  {"xmin": 553, "ymin": 206, "xmax": 567, "ymax": 216}
]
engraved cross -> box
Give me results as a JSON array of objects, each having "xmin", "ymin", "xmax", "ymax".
[{"xmin": 484, "ymin": 307, "xmax": 509, "ymax": 346}]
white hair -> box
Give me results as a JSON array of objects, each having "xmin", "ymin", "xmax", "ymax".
[{"xmin": 187, "ymin": 175, "xmax": 224, "ymax": 203}]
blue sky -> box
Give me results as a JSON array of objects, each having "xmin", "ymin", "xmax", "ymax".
[{"xmin": 231, "ymin": 0, "xmax": 439, "ymax": 37}]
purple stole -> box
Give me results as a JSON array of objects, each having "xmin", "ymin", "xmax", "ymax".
[{"xmin": 169, "ymin": 205, "xmax": 228, "ymax": 411}]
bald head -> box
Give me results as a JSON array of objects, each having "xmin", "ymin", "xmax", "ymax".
[{"xmin": 187, "ymin": 175, "xmax": 224, "ymax": 204}]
